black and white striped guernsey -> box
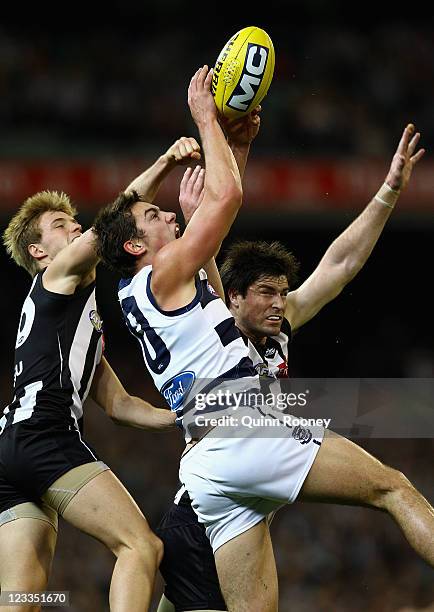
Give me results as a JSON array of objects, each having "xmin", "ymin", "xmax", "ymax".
[{"xmin": 0, "ymin": 271, "xmax": 104, "ymax": 434}]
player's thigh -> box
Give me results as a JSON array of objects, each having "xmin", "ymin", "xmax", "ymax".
[
  {"xmin": 297, "ymin": 429, "xmax": 393, "ymax": 505},
  {"xmin": 58, "ymin": 467, "xmax": 157, "ymax": 554},
  {"xmin": 214, "ymin": 520, "xmax": 277, "ymax": 612},
  {"xmin": 0, "ymin": 508, "xmax": 57, "ymax": 587}
]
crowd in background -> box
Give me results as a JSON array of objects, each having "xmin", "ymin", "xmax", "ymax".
[
  {"xmin": 0, "ymin": 13, "xmax": 433, "ymax": 611},
  {"xmin": 0, "ymin": 23, "xmax": 433, "ymax": 158}
]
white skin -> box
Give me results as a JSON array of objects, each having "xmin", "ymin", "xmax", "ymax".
[
  {"xmin": 172, "ymin": 124, "xmax": 434, "ymax": 612},
  {"xmin": 0, "ymin": 136, "xmax": 208, "ymax": 611}
]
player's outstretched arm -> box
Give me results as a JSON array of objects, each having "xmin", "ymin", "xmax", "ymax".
[
  {"xmin": 221, "ymin": 105, "xmax": 261, "ymax": 179},
  {"xmin": 125, "ymin": 137, "xmax": 201, "ymax": 201},
  {"xmin": 152, "ymin": 66, "xmax": 242, "ymax": 303},
  {"xmin": 90, "ymin": 357, "xmax": 176, "ymax": 431},
  {"xmin": 286, "ymin": 123, "xmax": 425, "ymax": 331},
  {"xmin": 176, "ymin": 108, "xmax": 262, "ymax": 300}
]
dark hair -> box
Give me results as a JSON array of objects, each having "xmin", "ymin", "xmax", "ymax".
[
  {"xmin": 220, "ymin": 240, "xmax": 300, "ymax": 304},
  {"xmin": 93, "ymin": 190, "xmax": 145, "ymax": 278}
]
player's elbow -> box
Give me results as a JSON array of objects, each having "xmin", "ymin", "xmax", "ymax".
[
  {"xmin": 220, "ymin": 181, "xmax": 243, "ymax": 214},
  {"xmin": 109, "ymin": 391, "xmax": 131, "ymax": 424}
]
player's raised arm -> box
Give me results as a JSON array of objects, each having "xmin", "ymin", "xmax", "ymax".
[
  {"xmin": 126, "ymin": 137, "xmax": 201, "ymax": 201},
  {"xmin": 285, "ymin": 123, "xmax": 425, "ymax": 331},
  {"xmin": 152, "ymin": 66, "xmax": 242, "ymax": 291}
]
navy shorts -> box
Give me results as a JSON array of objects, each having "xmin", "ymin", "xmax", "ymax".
[
  {"xmin": 156, "ymin": 492, "xmax": 226, "ymax": 612},
  {"xmin": 0, "ymin": 420, "xmax": 100, "ymax": 514}
]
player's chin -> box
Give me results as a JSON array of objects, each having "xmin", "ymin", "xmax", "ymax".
[{"xmin": 263, "ymin": 319, "xmax": 282, "ymax": 333}]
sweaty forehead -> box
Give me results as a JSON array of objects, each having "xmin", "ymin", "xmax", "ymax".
[{"xmin": 251, "ymin": 274, "xmax": 289, "ymax": 290}]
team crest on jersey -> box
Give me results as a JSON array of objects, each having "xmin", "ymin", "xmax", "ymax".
[
  {"xmin": 89, "ymin": 310, "xmax": 103, "ymax": 333},
  {"xmin": 161, "ymin": 371, "xmax": 195, "ymax": 412},
  {"xmin": 265, "ymin": 347, "xmax": 276, "ymax": 358}
]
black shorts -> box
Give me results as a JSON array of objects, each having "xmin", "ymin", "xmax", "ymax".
[
  {"xmin": 156, "ymin": 492, "xmax": 226, "ymax": 612},
  {"xmin": 0, "ymin": 420, "xmax": 100, "ymax": 514}
]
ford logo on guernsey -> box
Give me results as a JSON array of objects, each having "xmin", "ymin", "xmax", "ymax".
[{"xmin": 161, "ymin": 371, "xmax": 195, "ymax": 412}]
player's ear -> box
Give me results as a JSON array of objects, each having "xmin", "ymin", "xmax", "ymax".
[
  {"xmin": 228, "ymin": 288, "xmax": 241, "ymax": 308},
  {"xmin": 123, "ymin": 240, "xmax": 147, "ymax": 256},
  {"xmin": 28, "ymin": 243, "xmax": 46, "ymax": 261}
]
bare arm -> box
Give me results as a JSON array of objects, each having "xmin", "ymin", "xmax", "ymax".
[
  {"xmin": 90, "ymin": 356, "xmax": 176, "ymax": 431},
  {"xmin": 221, "ymin": 105, "xmax": 261, "ymax": 180},
  {"xmin": 152, "ymin": 66, "xmax": 242, "ymax": 307},
  {"xmin": 176, "ymin": 109, "xmax": 262, "ymax": 301},
  {"xmin": 125, "ymin": 137, "xmax": 201, "ymax": 201},
  {"xmin": 285, "ymin": 123, "xmax": 425, "ymax": 331},
  {"xmin": 43, "ymin": 228, "xmax": 98, "ymax": 293}
]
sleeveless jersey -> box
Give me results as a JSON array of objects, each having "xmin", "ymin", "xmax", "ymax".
[
  {"xmin": 245, "ymin": 317, "xmax": 291, "ymax": 379},
  {"xmin": 0, "ymin": 272, "xmax": 104, "ymax": 434},
  {"xmin": 118, "ymin": 266, "xmax": 258, "ymax": 439}
]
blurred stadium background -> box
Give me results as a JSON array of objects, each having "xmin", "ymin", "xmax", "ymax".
[{"xmin": 0, "ymin": 6, "xmax": 433, "ymax": 611}]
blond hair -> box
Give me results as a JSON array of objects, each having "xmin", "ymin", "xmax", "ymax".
[{"xmin": 2, "ymin": 190, "xmax": 77, "ymax": 277}]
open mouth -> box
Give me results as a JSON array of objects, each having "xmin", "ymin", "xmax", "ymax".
[
  {"xmin": 175, "ymin": 224, "xmax": 180, "ymax": 238},
  {"xmin": 266, "ymin": 315, "xmax": 282, "ymax": 322}
]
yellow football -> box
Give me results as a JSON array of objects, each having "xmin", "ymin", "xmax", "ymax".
[{"xmin": 211, "ymin": 26, "xmax": 275, "ymax": 120}]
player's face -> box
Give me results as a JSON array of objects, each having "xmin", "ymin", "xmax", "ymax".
[
  {"xmin": 232, "ymin": 274, "xmax": 289, "ymax": 343},
  {"xmin": 130, "ymin": 202, "xmax": 180, "ymax": 253},
  {"xmin": 37, "ymin": 211, "xmax": 82, "ymax": 260}
]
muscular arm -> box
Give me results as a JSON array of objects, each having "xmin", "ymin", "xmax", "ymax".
[
  {"xmin": 176, "ymin": 110, "xmax": 262, "ymax": 302},
  {"xmin": 152, "ymin": 67, "xmax": 242, "ymax": 308},
  {"xmin": 90, "ymin": 357, "xmax": 176, "ymax": 430},
  {"xmin": 126, "ymin": 137, "xmax": 201, "ymax": 201},
  {"xmin": 286, "ymin": 123, "xmax": 424, "ymax": 331}
]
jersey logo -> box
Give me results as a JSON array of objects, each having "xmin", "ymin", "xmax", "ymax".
[
  {"xmin": 265, "ymin": 347, "xmax": 277, "ymax": 358},
  {"xmin": 89, "ymin": 310, "xmax": 103, "ymax": 333},
  {"xmin": 255, "ymin": 362, "xmax": 273, "ymax": 378},
  {"xmin": 206, "ymin": 282, "xmax": 219, "ymax": 297},
  {"xmin": 292, "ymin": 425, "xmax": 312, "ymax": 445},
  {"xmin": 161, "ymin": 371, "xmax": 195, "ymax": 412}
]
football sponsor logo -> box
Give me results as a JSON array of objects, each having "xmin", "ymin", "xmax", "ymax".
[
  {"xmin": 226, "ymin": 43, "xmax": 269, "ymax": 112},
  {"xmin": 211, "ymin": 33, "xmax": 239, "ymax": 96},
  {"xmin": 161, "ymin": 371, "xmax": 195, "ymax": 412}
]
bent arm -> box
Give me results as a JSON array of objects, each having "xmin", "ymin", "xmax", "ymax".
[
  {"xmin": 42, "ymin": 228, "xmax": 99, "ymax": 293},
  {"xmin": 90, "ymin": 357, "xmax": 176, "ymax": 431},
  {"xmin": 126, "ymin": 137, "xmax": 201, "ymax": 202}
]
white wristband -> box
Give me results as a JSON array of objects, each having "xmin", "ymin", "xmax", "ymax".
[{"xmin": 374, "ymin": 182, "xmax": 400, "ymax": 209}]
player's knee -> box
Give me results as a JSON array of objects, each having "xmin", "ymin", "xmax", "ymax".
[
  {"xmin": 147, "ymin": 531, "xmax": 164, "ymax": 566},
  {"xmin": 370, "ymin": 465, "xmax": 413, "ymax": 509},
  {"xmin": 115, "ymin": 526, "xmax": 163, "ymax": 566}
]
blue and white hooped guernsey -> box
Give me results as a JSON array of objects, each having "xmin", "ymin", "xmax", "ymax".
[{"xmin": 118, "ymin": 266, "xmax": 258, "ymax": 441}]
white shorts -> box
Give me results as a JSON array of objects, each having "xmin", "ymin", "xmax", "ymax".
[{"xmin": 179, "ymin": 415, "xmax": 323, "ymax": 552}]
